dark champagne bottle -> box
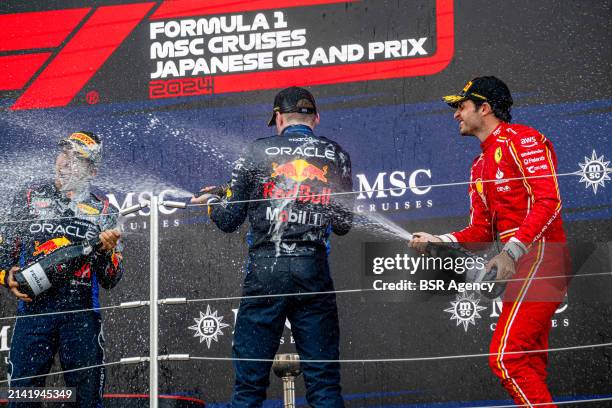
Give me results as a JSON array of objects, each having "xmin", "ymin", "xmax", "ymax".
[
  {"xmin": 425, "ymin": 242, "xmax": 505, "ymax": 299},
  {"xmin": 15, "ymin": 238, "xmax": 101, "ymax": 298}
]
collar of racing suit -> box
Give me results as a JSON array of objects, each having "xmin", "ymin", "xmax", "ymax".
[
  {"xmin": 480, "ymin": 122, "xmax": 505, "ymax": 152},
  {"xmin": 281, "ymin": 124, "xmax": 314, "ymax": 136},
  {"xmin": 52, "ymin": 180, "xmax": 91, "ymax": 204}
]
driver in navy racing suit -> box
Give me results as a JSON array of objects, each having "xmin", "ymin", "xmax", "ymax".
[
  {"xmin": 192, "ymin": 87, "xmax": 353, "ymax": 407},
  {"xmin": 0, "ymin": 131, "xmax": 124, "ymax": 408}
]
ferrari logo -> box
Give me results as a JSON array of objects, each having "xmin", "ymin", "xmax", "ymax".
[{"xmin": 495, "ymin": 147, "xmax": 503, "ymax": 163}]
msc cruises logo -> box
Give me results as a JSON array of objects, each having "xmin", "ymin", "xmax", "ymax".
[
  {"xmin": 188, "ymin": 305, "xmax": 230, "ymax": 349},
  {"xmin": 444, "ymin": 292, "xmax": 486, "ymax": 332},
  {"xmin": 578, "ymin": 150, "xmax": 611, "ymax": 194}
]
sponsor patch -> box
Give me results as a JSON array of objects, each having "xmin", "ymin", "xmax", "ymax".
[
  {"xmin": 263, "ymin": 182, "xmax": 331, "ymax": 205},
  {"xmin": 475, "ymin": 179, "xmax": 483, "ymax": 194},
  {"xmin": 266, "ymin": 145, "xmax": 335, "ymax": 160},
  {"xmin": 265, "ymin": 206, "xmax": 324, "ymax": 226},
  {"xmin": 77, "ymin": 203, "xmax": 101, "ymax": 215},
  {"xmin": 520, "ymin": 148, "xmax": 544, "ymax": 158},
  {"xmin": 33, "ymin": 199, "xmax": 52, "ymax": 209},
  {"xmin": 111, "ymin": 251, "xmax": 123, "ymax": 268},
  {"xmin": 527, "ymin": 164, "xmax": 548, "ymax": 174},
  {"xmin": 494, "ymin": 147, "xmax": 503, "ymax": 163},
  {"xmin": 523, "ymin": 156, "xmax": 545, "ymax": 165},
  {"xmin": 271, "ymin": 159, "xmax": 328, "ymax": 183},
  {"xmin": 520, "ymin": 136, "xmax": 538, "ymax": 148},
  {"xmin": 33, "ymin": 237, "xmax": 72, "ymax": 256}
]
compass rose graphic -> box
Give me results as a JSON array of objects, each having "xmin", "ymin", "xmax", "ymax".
[
  {"xmin": 444, "ymin": 292, "xmax": 487, "ymax": 332},
  {"xmin": 188, "ymin": 305, "xmax": 230, "ymax": 349},
  {"xmin": 578, "ymin": 150, "xmax": 611, "ymax": 194}
]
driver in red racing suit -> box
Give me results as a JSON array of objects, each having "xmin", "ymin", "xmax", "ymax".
[{"xmin": 410, "ymin": 77, "xmax": 570, "ymax": 407}]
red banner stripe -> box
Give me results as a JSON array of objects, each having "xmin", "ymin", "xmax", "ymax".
[
  {"xmin": 0, "ymin": 53, "xmax": 51, "ymax": 90},
  {"xmin": 11, "ymin": 3, "xmax": 154, "ymax": 110},
  {"xmin": 151, "ymin": 0, "xmax": 357, "ymax": 20},
  {"xmin": 209, "ymin": 0, "xmax": 453, "ymax": 93},
  {"xmin": 0, "ymin": 8, "xmax": 89, "ymax": 52}
]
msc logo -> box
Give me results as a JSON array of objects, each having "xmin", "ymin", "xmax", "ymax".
[
  {"xmin": 188, "ymin": 305, "xmax": 230, "ymax": 349},
  {"xmin": 106, "ymin": 189, "xmax": 182, "ymax": 216},
  {"xmin": 355, "ymin": 169, "xmax": 433, "ymax": 213},
  {"xmin": 356, "ymin": 169, "xmax": 432, "ymax": 199},
  {"xmin": 578, "ymin": 150, "xmax": 611, "ymax": 194},
  {"xmin": 444, "ymin": 292, "xmax": 486, "ymax": 332}
]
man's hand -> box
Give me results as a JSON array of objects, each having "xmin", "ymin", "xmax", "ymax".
[
  {"xmin": 408, "ymin": 232, "xmax": 442, "ymax": 253},
  {"xmin": 486, "ymin": 251, "xmax": 516, "ymax": 282},
  {"xmin": 99, "ymin": 230, "xmax": 121, "ymax": 252},
  {"xmin": 8, "ymin": 266, "xmax": 32, "ymax": 302},
  {"xmin": 191, "ymin": 186, "xmax": 221, "ymax": 205}
]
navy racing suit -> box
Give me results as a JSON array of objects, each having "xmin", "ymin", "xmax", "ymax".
[
  {"xmin": 0, "ymin": 181, "xmax": 124, "ymax": 408},
  {"xmin": 209, "ymin": 124, "xmax": 353, "ymax": 407}
]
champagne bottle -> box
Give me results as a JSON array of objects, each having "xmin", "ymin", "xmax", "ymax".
[
  {"xmin": 425, "ymin": 242, "xmax": 505, "ymax": 299},
  {"xmin": 15, "ymin": 238, "xmax": 101, "ymax": 298}
]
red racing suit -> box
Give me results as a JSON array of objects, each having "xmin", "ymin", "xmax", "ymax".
[{"xmin": 438, "ymin": 122, "xmax": 570, "ymax": 407}]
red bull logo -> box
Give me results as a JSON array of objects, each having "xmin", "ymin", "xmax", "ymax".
[
  {"xmin": 271, "ymin": 159, "xmax": 328, "ymax": 183},
  {"xmin": 111, "ymin": 251, "xmax": 123, "ymax": 269},
  {"xmin": 263, "ymin": 182, "xmax": 331, "ymax": 205},
  {"xmin": 33, "ymin": 237, "xmax": 72, "ymax": 256}
]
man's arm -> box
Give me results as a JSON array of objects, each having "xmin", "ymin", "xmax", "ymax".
[
  {"xmin": 331, "ymin": 149, "xmax": 353, "ymax": 236},
  {"xmin": 208, "ymin": 145, "xmax": 256, "ymax": 233},
  {"xmin": 504, "ymin": 133, "xmax": 562, "ymax": 258},
  {"xmin": 93, "ymin": 209, "xmax": 124, "ymax": 290}
]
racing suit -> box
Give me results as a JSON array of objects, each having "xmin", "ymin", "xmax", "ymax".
[
  {"xmin": 0, "ymin": 182, "xmax": 124, "ymax": 408},
  {"xmin": 209, "ymin": 124, "xmax": 353, "ymax": 408},
  {"xmin": 438, "ymin": 122, "xmax": 570, "ymax": 406}
]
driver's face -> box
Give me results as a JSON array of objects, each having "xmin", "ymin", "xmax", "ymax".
[
  {"xmin": 453, "ymin": 99, "xmax": 483, "ymax": 136},
  {"xmin": 55, "ymin": 147, "xmax": 92, "ymax": 189}
]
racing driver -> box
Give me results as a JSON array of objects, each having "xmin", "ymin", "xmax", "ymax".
[
  {"xmin": 0, "ymin": 131, "xmax": 124, "ymax": 407},
  {"xmin": 409, "ymin": 77, "xmax": 570, "ymax": 406},
  {"xmin": 192, "ymin": 86, "xmax": 353, "ymax": 407}
]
